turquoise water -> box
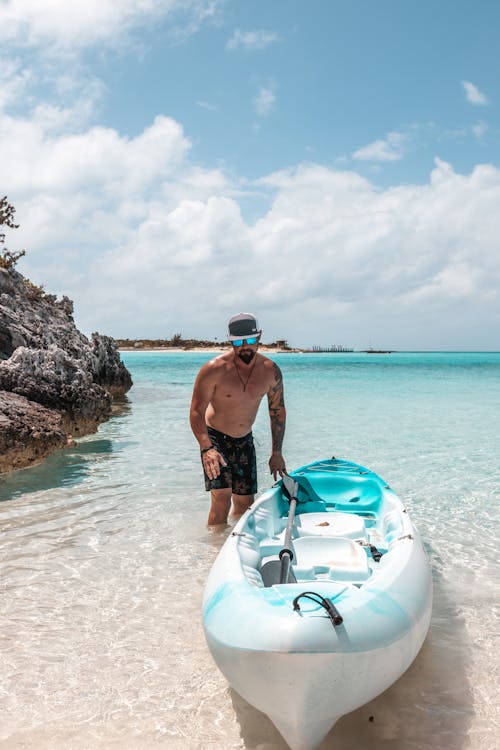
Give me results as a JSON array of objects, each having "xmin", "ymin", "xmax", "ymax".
[{"xmin": 0, "ymin": 351, "xmax": 498, "ymax": 749}]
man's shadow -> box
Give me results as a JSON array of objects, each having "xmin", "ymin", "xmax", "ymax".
[{"xmin": 229, "ymin": 557, "xmax": 473, "ymax": 750}]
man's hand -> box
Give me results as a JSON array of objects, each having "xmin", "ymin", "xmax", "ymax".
[
  {"xmin": 269, "ymin": 451, "xmax": 287, "ymax": 480},
  {"xmin": 202, "ymin": 448, "xmax": 227, "ymax": 480}
]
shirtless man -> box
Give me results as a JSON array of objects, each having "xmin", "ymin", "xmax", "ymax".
[{"xmin": 190, "ymin": 313, "xmax": 287, "ymax": 525}]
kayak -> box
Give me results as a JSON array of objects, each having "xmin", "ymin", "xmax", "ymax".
[{"xmin": 202, "ymin": 458, "xmax": 433, "ymax": 750}]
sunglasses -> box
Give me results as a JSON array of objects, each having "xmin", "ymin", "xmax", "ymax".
[{"xmin": 231, "ymin": 336, "xmax": 259, "ymax": 347}]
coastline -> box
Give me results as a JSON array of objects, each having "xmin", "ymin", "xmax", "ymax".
[{"xmin": 118, "ymin": 346, "xmax": 300, "ymax": 353}]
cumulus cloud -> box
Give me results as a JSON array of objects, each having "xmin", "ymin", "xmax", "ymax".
[
  {"xmin": 254, "ymin": 85, "xmax": 276, "ymax": 117},
  {"xmin": 226, "ymin": 28, "xmax": 280, "ymax": 51},
  {"xmin": 2, "ymin": 100, "xmax": 499, "ymax": 348},
  {"xmin": 0, "ymin": 0, "xmax": 224, "ymax": 168},
  {"xmin": 0, "ymin": 111, "xmax": 190, "ymax": 198},
  {"xmin": 0, "ymin": 0, "xmax": 223, "ymax": 49},
  {"xmin": 353, "ymin": 131, "xmax": 407, "ymax": 162},
  {"xmin": 248, "ymin": 159, "xmax": 500, "ymax": 344},
  {"xmin": 4, "ymin": 126, "xmax": 498, "ymax": 347},
  {"xmin": 462, "ymin": 80, "xmax": 489, "ymax": 106}
]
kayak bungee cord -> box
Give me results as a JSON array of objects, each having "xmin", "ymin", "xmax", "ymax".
[{"xmin": 292, "ymin": 591, "xmax": 344, "ymax": 628}]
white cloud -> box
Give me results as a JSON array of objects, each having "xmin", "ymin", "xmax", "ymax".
[
  {"xmin": 254, "ymin": 85, "xmax": 276, "ymax": 117},
  {"xmin": 226, "ymin": 28, "xmax": 280, "ymax": 51},
  {"xmin": 0, "ymin": 111, "xmax": 190, "ymax": 198},
  {"xmin": 462, "ymin": 80, "xmax": 489, "ymax": 106},
  {"xmin": 246, "ymin": 159, "xmax": 500, "ymax": 345},
  {"xmin": 3, "ymin": 102, "xmax": 500, "ymax": 349},
  {"xmin": 353, "ymin": 131, "xmax": 407, "ymax": 162},
  {"xmin": 0, "ymin": 57, "xmax": 33, "ymax": 109},
  {"xmin": 0, "ymin": 0, "xmax": 223, "ymax": 49},
  {"xmin": 0, "ymin": 0, "xmax": 223, "ymax": 163},
  {"xmin": 196, "ymin": 100, "xmax": 217, "ymax": 111},
  {"xmin": 472, "ymin": 120, "xmax": 488, "ymax": 140}
]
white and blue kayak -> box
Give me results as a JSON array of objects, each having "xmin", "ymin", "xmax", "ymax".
[{"xmin": 202, "ymin": 458, "xmax": 433, "ymax": 750}]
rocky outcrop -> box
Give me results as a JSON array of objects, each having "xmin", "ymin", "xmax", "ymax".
[
  {"xmin": 0, "ymin": 391, "xmax": 68, "ymax": 473},
  {"xmin": 0, "ymin": 266, "xmax": 132, "ymax": 472}
]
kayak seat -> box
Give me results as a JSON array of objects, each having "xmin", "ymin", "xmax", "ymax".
[
  {"xmin": 291, "ymin": 536, "xmax": 370, "ymax": 582},
  {"xmin": 295, "ymin": 512, "xmax": 367, "ymax": 542},
  {"xmin": 293, "ymin": 472, "xmax": 382, "ymax": 513}
]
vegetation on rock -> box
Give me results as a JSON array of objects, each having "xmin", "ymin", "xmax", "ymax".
[{"xmin": 0, "ymin": 196, "xmax": 26, "ymax": 270}]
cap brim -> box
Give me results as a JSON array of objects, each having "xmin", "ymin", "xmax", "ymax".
[{"xmin": 228, "ymin": 331, "xmax": 261, "ymax": 341}]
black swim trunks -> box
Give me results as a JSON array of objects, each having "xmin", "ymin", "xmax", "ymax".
[{"xmin": 202, "ymin": 426, "xmax": 257, "ymax": 495}]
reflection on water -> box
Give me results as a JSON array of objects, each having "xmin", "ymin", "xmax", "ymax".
[
  {"xmin": 0, "ymin": 396, "xmax": 137, "ymax": 503},
  {"xmin": 0, "ymin": 438, "xmax": 117, "ymax": 501}
]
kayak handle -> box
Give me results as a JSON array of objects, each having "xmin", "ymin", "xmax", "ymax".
[{"xmin": 292, "ymin": 591, "xmax": 344, "ymax": 627}]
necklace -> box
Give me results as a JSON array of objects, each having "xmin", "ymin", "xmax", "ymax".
[{"xmin": 234, "ymin": 356, "xmax": 256, "ymax": 391}]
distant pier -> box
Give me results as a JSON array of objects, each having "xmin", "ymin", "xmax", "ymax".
[{"xmin": 309, "ymin": 345, "xmax": 354, "ymax": 353}]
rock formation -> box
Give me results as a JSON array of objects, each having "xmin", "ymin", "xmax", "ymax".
[
  {"xmin": 0, "ymin": 266, "xmax": 132, "ymax": 472},
  {"xmin": 0, "ymin": 391, "xmax": 68, "ymax": 473}
]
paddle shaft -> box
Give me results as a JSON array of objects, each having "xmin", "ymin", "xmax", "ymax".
[{"xmin": 279, "ymin": 496, "xmax": 297, "ymax": 584}]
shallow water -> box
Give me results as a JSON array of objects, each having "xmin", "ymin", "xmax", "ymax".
[{"xmin": 1, "ymin": 351, "xmax": 499, "ymax": 749}]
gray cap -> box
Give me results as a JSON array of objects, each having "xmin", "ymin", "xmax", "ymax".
[{"xmin": 227, "ymin": 312, "xmax": 261, "ymax": 341}]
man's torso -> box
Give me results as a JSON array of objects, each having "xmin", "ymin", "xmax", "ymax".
[{"xmin": 205, "ymin": 352, "xmax": 272, "ymax": 437}]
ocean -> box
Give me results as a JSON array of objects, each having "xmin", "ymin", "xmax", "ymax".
[{"xmin": 0, "ymin": 351, "xmax": 498, "ymax": 750}]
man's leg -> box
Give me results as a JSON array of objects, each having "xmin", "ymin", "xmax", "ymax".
[
  {"xmin": 231, "ymin": 493, "xmax": 254, "ymax": 519},
  {"xmin": 208, "ymin": 488, "xmax": 232, "ymax": 526}
]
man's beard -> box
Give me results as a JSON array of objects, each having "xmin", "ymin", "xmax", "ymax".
[{"xmin": 238, "ymin": 349, "xmax": 256, "ymax": 365}]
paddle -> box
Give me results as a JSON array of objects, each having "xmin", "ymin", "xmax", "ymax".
[{"xmin": 261, "ymin": 474, "xmax": 299, "ymax": 587}]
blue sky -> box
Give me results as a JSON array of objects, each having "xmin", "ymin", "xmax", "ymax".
[{"xmin": 1, "ymin": 0, "xmax": 499, "ymax": 349}]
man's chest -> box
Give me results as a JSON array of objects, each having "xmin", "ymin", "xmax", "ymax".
[{"xmin": 215, "ymin": 371, "xmax": 268, "ymax": 402}]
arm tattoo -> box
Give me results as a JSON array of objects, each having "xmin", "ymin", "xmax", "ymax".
[
  {"xmin": 269, "ymin": 362, "xmax": 285, "ymax": 451},
  {"xmin": 270, "ymin": 413, "xmax": 285, "ymax": 452},
  {"xmin": 270, "ymin": 362, "xmax": 285, "ymax": 407}
]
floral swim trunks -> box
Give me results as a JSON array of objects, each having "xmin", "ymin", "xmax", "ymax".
[{"xmin": 203, "ymin": 426, "xmax": 257, "ymax": 495}]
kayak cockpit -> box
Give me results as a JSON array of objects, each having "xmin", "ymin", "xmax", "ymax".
[
  {"xmin": 256, "ymin": 518, "xmax": 382, "ymax": 586},
  {"xmin": 236, "ymin": 459, "xmax": 405, "ymax": 589}
]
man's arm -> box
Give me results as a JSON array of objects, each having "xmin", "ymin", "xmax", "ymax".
[
  {"xmin": 189, "ymin": 364, "xmax": 227, "ymax": 479},
  {"xmin": 189, "ymin": 365, "xmax": 216, "ymax": 450},
  {"xmin": 267, "ymin": 361, "xmax": 287, "ymax": 479}
]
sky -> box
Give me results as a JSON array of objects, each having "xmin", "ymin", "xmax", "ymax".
[{"xmin": 1, "ymin": 0, "xmax": 499, "ymax": 350}]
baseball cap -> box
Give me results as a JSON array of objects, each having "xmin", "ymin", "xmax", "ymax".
[{"xmin": 227, "ymin": 313, "xmax": 261, "ymax": 341}]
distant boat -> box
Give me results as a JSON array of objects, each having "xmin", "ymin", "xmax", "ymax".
[{"xmin": 203, "ymin": 458, "xmax": 432, "ymax": 750}]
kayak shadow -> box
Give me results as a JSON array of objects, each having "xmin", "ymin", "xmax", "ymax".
[
  {"xmin": 230, "ymin": 559, "xmax": 473, "ymax": 750},
  {"xmin": 230, "ymin": 689, "xmax": 288, "ymax": 749}
]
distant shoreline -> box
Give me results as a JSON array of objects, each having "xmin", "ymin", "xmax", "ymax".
[
  {"xmin": 117, "ymin": 348, "xmax": 500, "ymax": 354},
  {"xmin": 117, "ymin": 347, "xmax": 397, "ymax": 355},
  {"xmin": 115, "ymin": 338, "xmax": 354, "ymax": 354},
  {"xmin": 118, "ymin": 344, "xmax": 500, "ymax": 355}
]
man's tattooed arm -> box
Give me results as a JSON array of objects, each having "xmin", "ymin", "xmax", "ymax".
[{"xmin": 268, "ymin": 362, "xmax": 286, "ymax": 451}]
